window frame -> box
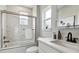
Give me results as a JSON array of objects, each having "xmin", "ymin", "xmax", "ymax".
[{"xmin": 42, "ymin": 6, "xmax": 52, "ymax": 31}]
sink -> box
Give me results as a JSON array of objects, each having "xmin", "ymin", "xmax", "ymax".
[{"xmin": 50, "ymin": 40, "xmax": 79, "ymax": 51}]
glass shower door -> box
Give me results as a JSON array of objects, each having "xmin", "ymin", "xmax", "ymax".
[{"xmin": 1, "ymin": 12, "xmax": 35, "ymax": 48}]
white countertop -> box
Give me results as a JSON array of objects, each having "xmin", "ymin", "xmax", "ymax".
[{"xmin": 38, "ymin": 37, "xmax": 79, "ymax": 53}]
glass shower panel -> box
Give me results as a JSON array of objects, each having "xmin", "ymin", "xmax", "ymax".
[{"xmin": 2, "ymin": 13, "xmax": 35, "ymax": 48}]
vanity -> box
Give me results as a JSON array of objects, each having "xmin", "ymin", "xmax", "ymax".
[{"xmin": 38, "ymin": 38, "xmax": 79, "ymax": 53}]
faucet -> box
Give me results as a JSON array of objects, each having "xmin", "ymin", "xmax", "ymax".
[
  {"xmin": 66, "ymin": 32, "xmax": 78, "ymax": 43},
  {"xmin": 66, "ymin": 32, "xmax": 72, "ymax": 42}
]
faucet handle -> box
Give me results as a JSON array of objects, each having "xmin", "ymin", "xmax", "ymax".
[
  {"xmin": 72, "ymin": 38, "xmax": 78, "ymax": 43},
  {"xmin": 73, "ymin": 38, "xmax": 78, "ymax": 40}
]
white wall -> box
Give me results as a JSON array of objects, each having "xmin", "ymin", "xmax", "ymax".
[
  {"xmin": 32, "ymin": 6, "xmax": 37, "ymax": 42},
  {"xmin": 58, "ymin": 5, "xmax": 79, "ymax": 17},
  {"xmin": 0, "ymin": 5, "xmax": 7, "ymax": 48},
  {"xmin": 35, "ymin": 5, "xmax": 40, "ymax": 40},
  {"xmin": 51, "ymin": 6, "xmax": 58, "ymax": 39},
  {"xmin": 32, "ymin": 6, "xmax": 37, "ymax": 17},
  {"xmin": 0, "ymin": 5, "xmax": 7, "ymax": 10}
]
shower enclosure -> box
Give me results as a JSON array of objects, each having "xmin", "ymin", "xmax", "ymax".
[{"xmin": 0, "ymin": 10, "xmax": 36, "ymax": 48}]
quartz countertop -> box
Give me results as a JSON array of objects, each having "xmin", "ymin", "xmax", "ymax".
[{"xmin": 38, "ymin": 37, "xmax": 79, "ymax": 53}]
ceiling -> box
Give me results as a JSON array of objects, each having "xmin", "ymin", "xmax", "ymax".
[
  {"xmin": 20, "ymin": 5, "xmax": 36, "ymax": 9},
  {"xmin": 57, "ymin": 5, "xmax": 65, "ymax": 10},
  {"xmin": 20, "ymin": 5, "xmax": 65, "ymax": 10}
]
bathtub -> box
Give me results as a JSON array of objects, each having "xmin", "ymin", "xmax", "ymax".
[{"xmin": 0, "ymin": 40, "xmax": 36, "ymax": 53}]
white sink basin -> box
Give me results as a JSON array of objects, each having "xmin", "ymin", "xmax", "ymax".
[{"xmin": 50, "ymin": 40, "xmax": 79, "ymax": 51}]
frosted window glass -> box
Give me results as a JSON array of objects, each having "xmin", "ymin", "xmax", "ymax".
[
  {"xmin": 45, "ymin": 19, "xmax": 51, "ymax": 29},
  {"xmin": 20, "ymin": 16, "xmax": 28, "ymax": 25},
  {"xmin": 45, "ymin": 8, "xmax": 51, "ymax": 19},
  {"xmin": 20, "ymin": 12, "xmax": 29, "ymax": 25}
]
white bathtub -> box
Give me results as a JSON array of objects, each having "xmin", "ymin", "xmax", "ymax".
[{"xmin": 0, "ymin": 40, "xmax": 36, "ymax": 53}]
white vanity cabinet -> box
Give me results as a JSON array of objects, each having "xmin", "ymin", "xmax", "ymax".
[{"xmin": 38, "ymin": 41, "xmax": 60, "ymax": 53}]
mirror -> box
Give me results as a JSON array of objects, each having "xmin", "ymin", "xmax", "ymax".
[
  {"xmin": 57, "ymin": 5, "xmax": 79, "ymax": 28},
  {"xmin": 57, "ymin": 6, "xmax": 75, "ymax": 28}
]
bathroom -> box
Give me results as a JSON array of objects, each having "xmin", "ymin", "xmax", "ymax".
[{"xmin": 0, "ymin": 5, "xmax": 79, "ymax": 53}]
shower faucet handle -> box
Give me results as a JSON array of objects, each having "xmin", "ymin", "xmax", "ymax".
[{"xmin": 4, "ymin": 40, "xmax": 10, "ymax": 43}]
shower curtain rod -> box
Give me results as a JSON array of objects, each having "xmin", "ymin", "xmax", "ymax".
[{"xmin": 1, "ymin": 10, "xmax": 37, "ymax": 18}]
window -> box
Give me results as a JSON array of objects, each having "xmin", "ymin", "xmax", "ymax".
[
  {"xmin": 20, "ymin": 16, "xmax": 28, "ymax": 25},
  {"xmin": 43, "ymin": 7, "xmax": 51, "ymax": 30},
  {"xmin": 44, "ymin": 8, "xmax": 51, "ymax": 19},
  {"xmin": 20, "ymin": 12, "xmax": 28, "ymax": 25}
]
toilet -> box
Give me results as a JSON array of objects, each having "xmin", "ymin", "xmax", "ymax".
[{"xmin": 26, "ymin": 46, "xmax": 38, "ymax": 53}]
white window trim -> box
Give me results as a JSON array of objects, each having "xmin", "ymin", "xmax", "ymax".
[{"xmin": 42, "ymin": 6, "xmax": 52, "ymax": 31}]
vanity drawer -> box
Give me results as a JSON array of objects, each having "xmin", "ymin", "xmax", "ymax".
[{"xmin": 38, "ymin": 41, "xmax": 60, "ymax": 53}]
